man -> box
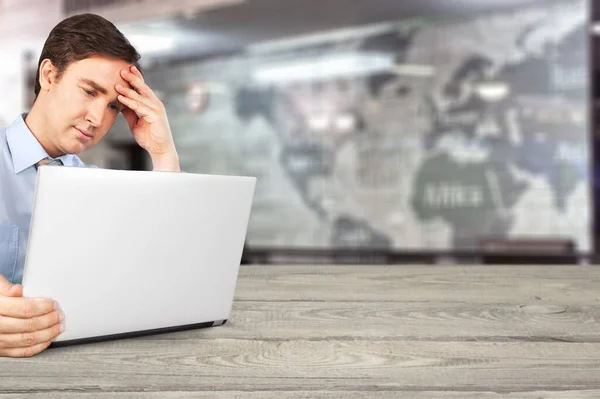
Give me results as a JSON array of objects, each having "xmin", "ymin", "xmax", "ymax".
[{"xmin": 0, "ymin": 13, "xmax": 180, "ymax": 357}]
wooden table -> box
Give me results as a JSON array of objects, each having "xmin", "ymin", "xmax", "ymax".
[{"xmin": 1, "ymin": 265, "xmax": 600, "ymax": 398}]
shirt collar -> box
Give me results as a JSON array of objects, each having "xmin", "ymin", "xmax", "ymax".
[{"xmin": 6, "ymin": 113, "xmax": 75, "ymax": 174}]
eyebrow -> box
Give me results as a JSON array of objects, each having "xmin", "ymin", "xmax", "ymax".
[{"xmin": 80, "ymin": 78, "xmax": 108, "ymax": 95}]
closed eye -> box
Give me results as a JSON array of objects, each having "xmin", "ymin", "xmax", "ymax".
[{"xmin": 83, "ymin": 88, "xmax": 96, "ymax": 97}]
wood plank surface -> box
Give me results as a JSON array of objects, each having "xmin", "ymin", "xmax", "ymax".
[
  {"xmin": 2, "ymin": 393, "xmax": 600, "ymax": 399},
  {"xmin": 0, "ymin": 265, "xmax": 599, "ymax": 398}
]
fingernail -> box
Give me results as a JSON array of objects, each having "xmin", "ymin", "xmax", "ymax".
[
  {"xmin": 60, "ymin": 323, "xmax": 65, "ymax": 333},
  {"xmin": 59, "ymin": 311, "xmax": 65, "ymax": 322},
  {"xmin": 116, "ymin": 84, "xmax": 122, "ymax": 89},
  {"xmin": 130, "ymin": 65, "xmax": 136, "ymax": 71}
]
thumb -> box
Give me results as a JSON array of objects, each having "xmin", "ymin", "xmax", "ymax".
[
  {"xmin": 0, "ymin": 274, "xmax": 22, "ymax": 297},
  {"xmin": 121, "ymin": 108, "xmax": 139, "ymax": 131}
]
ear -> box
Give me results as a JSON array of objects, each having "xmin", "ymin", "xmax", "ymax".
[{"xmin": 38, "ymin": 59, "xmax": 58, "ymax": 92}]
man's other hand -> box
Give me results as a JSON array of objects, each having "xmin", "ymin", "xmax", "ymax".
[{"xmin": 0, "ymin": 274, "xmax": 64, "ymax": 357}]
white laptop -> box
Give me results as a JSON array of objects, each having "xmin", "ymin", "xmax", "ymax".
[{"xmin": 21, "ymin": 166, "xmax": 256, "ymax": 347}]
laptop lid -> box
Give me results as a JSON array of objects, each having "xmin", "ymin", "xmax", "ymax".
[{"xmin": 22, "ymin": 166, "xmax": 255, "ymax": 346}]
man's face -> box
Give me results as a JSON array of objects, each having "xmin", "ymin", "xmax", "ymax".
[{"xmin": 43, "ymin": 55, "xmax": 132, "ymax": 155}]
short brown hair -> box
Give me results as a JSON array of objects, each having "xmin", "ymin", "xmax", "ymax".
[{"xmin": 34, "ymin": 13, "xmax": 141, "ymax": 98}]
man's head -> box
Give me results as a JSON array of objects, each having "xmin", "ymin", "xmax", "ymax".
[{"xmin": 32, "ymin": 13, "xmax": 141, "ymax": 156}]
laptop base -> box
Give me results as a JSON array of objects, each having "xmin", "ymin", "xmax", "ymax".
[{"xmin": 48, "ymin": 319, "xmax": 228, "ymax": 348}]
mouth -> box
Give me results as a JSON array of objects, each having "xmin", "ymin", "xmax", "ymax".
[{"xmin": 74, "ymin": 127, "xmax": 93, "ymax": 142}]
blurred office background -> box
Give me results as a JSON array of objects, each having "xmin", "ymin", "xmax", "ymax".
[{"xmin": 0, "ymin": 0, "xmax": 594, "ymax": 263}]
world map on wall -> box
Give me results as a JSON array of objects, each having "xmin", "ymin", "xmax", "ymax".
[{"xmin": 157, "ymin": 0, "xmax": 590, "ymax": 251}]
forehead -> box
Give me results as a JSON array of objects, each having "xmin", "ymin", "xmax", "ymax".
[{"xmin": 63, "ymin": 56, "xmax": 132, "ymax": 88}]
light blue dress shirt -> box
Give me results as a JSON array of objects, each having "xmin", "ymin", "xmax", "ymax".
[{"xmin": 0, "ymin": 114, "xmax": 93, "ymax": 284}]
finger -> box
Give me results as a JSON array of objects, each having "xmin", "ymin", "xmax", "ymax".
[
  {"xmin": 120, "ymin": 69, "xmax": 154, "ymax": 99},
  {"xmin": 117, "ymin": 94, "xmax": 156, "ymax": 122},
  {"xmin": 121, "ymin": 107, "xmax": 139, "ymax": 131},
  {"xmin": 129, "ymin": 65, "xmax": 144, "ymax": 81},
  {"xmin": 0, "ymin": 296, "xmax": 56, "ymax": 319},
  {"xmin": 0, "ymin": 310, "xmax": 63, "ymax": 334},
  {"xmin": 126, "ymin": 66, "xmax": 160, "ymax": 102},
  {"xmin": 6, "ymin": 284, "xmax": 22, "ymax": 297},
  {"xmin": 0, "ymin": 322, "xmax": 64, "ymax": 348},
  {"xmin": 0, "ymin": 275, "xmax": 21, "ymax": 297},
  {"xmin": 0, "ymin": 340, "xmax": 52, "ymax": 358},
  {"xmin": 115, "ymin": 84, "xmax": 158, "ymax": 111}
]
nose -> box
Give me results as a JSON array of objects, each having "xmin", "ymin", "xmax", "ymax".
[{"xmin": 85, "ymin": 100, "xmax": 105, "ymax": 127}]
